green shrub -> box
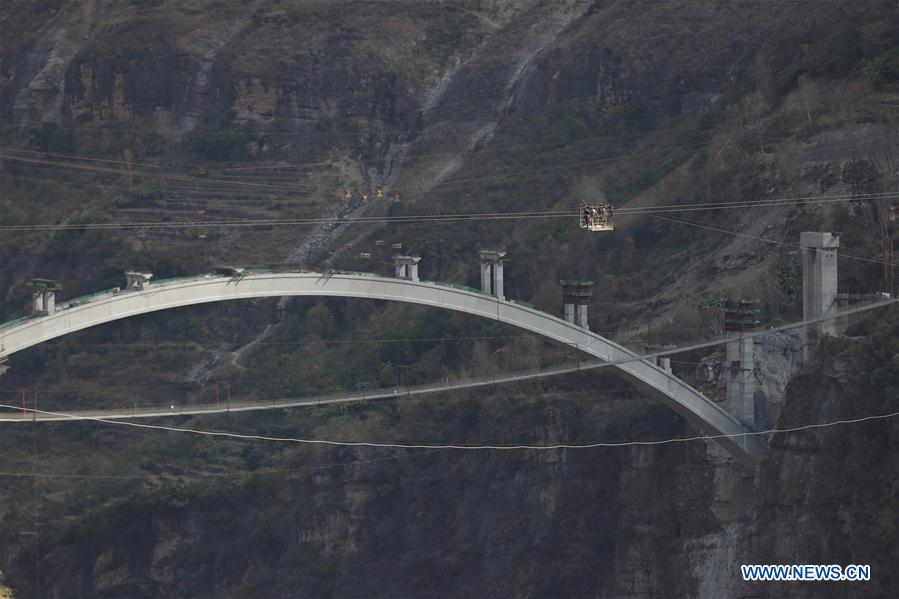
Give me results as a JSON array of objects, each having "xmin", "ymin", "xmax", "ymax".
[
  {"xmin": 134, "ymin": 179, "xmax": 167, "ymax": 202},
  {"xmin": 776, "ymin": 260, "xmax": 802, "ymax": 302}
]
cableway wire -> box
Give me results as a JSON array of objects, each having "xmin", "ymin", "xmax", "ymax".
[
  {"xmin": 9, "ymin": 105, "xmax": 849, "ymax": 175},
  {"xmin": 9, "ymin": 159, "xmax": 899, "ymax": 208},
  {"xmin": 651, "ymin": 213, "xmax": 897, "ymax": 269},
  {"xmin": 2, "ymin": 297, "xmax": 896, "ymax": 434},
  {"xmin": 0, "ymin": 325, "xmax": 705, "ymax": 354},
  {"xmin": 1, "ymin": 118, "xmax": 720, "ymax": 180},
  {"xmin": 0, "ymin": 119, "xmax": 865, "ymax": 197},
  {"xmin": 4, "ymin": 399, "xmax": 898, "ymax": 482},
  {"xmin": 1, "ymin": 142, "xmax": 723, "ymax": 203},
  {"xmin": 2, "ymin": 190, "xmax": 898, "ymax": 232},
  {"xmin": 2, "ymin": 404, "xmax": 897, "ymax": 452},
  {"xmin": 5, "ymin": 142, "xmax": 897, "ymax": 216},
  {"xmin": 10, "ymin": 153, "xmax": 899, "ymax": 207},
  {"xmin": 5, "ymin": 103, "xmax": 892, "ymax": 195},
  {"xmin": 0, "ymin": 153, "xmax": 311, "ymax": 193},
  {"xmin": 0, "ymin": 404, "xmax": 726, "ymax": 481}
]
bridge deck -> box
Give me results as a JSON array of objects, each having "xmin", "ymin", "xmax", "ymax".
[{"xmin": 0, "ymin": 271, "xmax": 765, "ymax": 466}]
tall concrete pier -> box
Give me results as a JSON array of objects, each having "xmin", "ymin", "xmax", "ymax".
[
  {"xmin": 125, "ymin": 271, "xmax": 154, "ymax": 291},
  {"xmin": 724, "ymin": 299, "xmax": 758, "ymax": 427},
  {"xmin": 800, "ymin": 232, "xmax": 840, "ymax": 336},
  {"xmin": 394, "ymin": 256, "xmax": 421, "ymax": 282},
  {"xmin": 560, "ymin": 280, "xmax": 593, "ymax": 330},
  {"xmin": 28, "ymin": 279, "xmax": 62, "ymax": 316},
  {"xmin": 801, "ymin": 232, "xmax": 840, "ymax": 359},
  {"xmin": 479, "ymin": 250, "xmax": 506, "ymax": 299}
]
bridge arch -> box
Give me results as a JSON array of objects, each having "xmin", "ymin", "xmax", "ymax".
[{"xmin": 0, "ymin": 271, "xmax": 765, "ymax": 466}]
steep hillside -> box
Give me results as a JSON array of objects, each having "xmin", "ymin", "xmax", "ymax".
[
  {"xmin": 734, "ymin": 312, "xmax": 899, "ymax": 598},
  {"xmin": 0, "ymin": 380, "xmax": 745, "ymax": 597}
]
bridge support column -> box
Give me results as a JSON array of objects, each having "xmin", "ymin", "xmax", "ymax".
[
  {"xmin": 27, "ymin": 279, "xmax": 62, "ymax": 316},
  {"xmin": 724, "ymin": 299, "xmax": 759, "ymax": 428},
  {"xmin": 393, "ymin": 256, "xmax": 421, "ymax": 282},
  {"xmin": 726, "ymin": 335, "xmax": 754, "ymax": 426},
  {"xmin": 125, "ymin": 271, "xmax": 154, "ymax": 291},
  {"xmin": 31, "ymin": 289, "xmax": 45, "ymax": 314},
  {"xmin": 479, "ymin": 250, "xmax": 506, "ymax": 299},
  {"xmin": 577, "ymin": 304, "xmax": 588, "ymax": 329},
  {"xmin": 560, "ymin": 280, "xmax": 593, "ymax": 330},
  {"xmin": 646, "ymin": 344, "xmax": 675, "ymax": 373},
  {"xmin": 801, "ymin": 232, "xmax": 840, "ymax": 358}
]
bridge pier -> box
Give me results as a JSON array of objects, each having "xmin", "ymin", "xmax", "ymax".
[
  {"xmin": 393, "ymin": 256, "xmax": 422, "ymax": 282},
  {"xmin": 31, "ymin": 289, "xmax": 44, "ymax": 313},
  {"xmin": 479, "ymin": 250, "xmax": 506, "ymax": 299},
  {"xmin": 125, "ymin": 271, "xmax": 154, "ymax": 291},
  {"xmin": 725, "ymin": 335, "xmax": 754, "ymax": 426},
  {"xmin": 646, "ymin": 344, "xmax": 675, "ymax": 373},
  {"xmin": 560, "ymin": 280, "xmax": 593, "ymax": 330},
  {"xmin": 27, "ymin": 279, "xmax": 62, "ymax": 316},
  {"xmin": 801, "ymin": 232, "xmax": 840, "ymax": 358},
  {"xmin": 724, "ymin": 299, "xmax": 758, "ymax": 428}
]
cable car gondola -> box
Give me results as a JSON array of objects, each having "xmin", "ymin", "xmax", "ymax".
[{"xmin": 579, "ymin": 202, "xmax": 614, "ymax": 232}]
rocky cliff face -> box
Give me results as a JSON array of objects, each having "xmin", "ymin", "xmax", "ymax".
[
  {"xmin": 733, "ymin": 322, "xmax": 899, "ymax": 598},
  {"xmin": 63, "ymin": 19, "xmax": 196, "ymax": 124},
  {"xmin": 3, "ymin": 390, "xmax": 758, "ymax": 598},
  {"xmin": 753, "ymin": 331, "xmax": 804, "ymax": 430},
  {"xmin": 517, "ymin": 0, "xmax": 783, "ymax": 117},
  {"xmin": 4, "ymin": 336, "xmax": 895, "ymax": 598}
]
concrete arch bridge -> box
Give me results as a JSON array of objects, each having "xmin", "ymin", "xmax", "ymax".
[{"xmin": 0, "ymin": 267, "xmax": 765, "ymax": 467}]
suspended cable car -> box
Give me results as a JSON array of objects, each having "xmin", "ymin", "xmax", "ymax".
[
  {"xmin": 579, "ymin": 202, "xmax": 614, "ymax": 232},
  {"xmin": 376, "ymin": 188, "xmax": 384, "ymax": 200},
  {"xmin": 362, "ymin": 193, "xmax": 369, "ymax": 204},
  {"xmin": 344, "ymin": 190, "xmax": 352, "ymax": 202}
]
